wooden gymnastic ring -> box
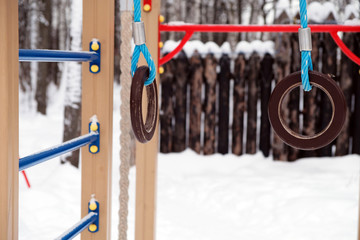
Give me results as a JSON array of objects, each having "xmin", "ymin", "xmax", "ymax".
[
  {"xmin": 130, "ymin": 66, "xmax": 158, "ymax": 143},
  {"xmin": 268, "ymin": 71, "xmax": 346, "ymax": 150}
]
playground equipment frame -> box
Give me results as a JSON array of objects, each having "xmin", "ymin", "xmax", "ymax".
[{"xmin": 0, "ymin": 0, "xmax": 114, "ymax": 239}]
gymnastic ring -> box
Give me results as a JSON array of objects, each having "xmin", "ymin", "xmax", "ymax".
[
  {"xmin": 130, "ymin": 66, "xmax": 158, "ymax": 143},
  {"xmin": 268, "ymin": 71, "xmax": 346, "ymax": 150}
]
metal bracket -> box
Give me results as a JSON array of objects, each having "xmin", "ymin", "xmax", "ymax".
[
  {"xmin": 89, "ymin": 40, "xmax": 101, "ymax": 74},
  {"xmin": 88, "ymin": 196, "xmax": 100, "ymax": 233},
  {"xmin": 298, "ymin": 28, "xmax": 312, "ymax": 51},
  {"xmin": 89, "ymin": 121, "xmax": 100, "ymax": 154}
]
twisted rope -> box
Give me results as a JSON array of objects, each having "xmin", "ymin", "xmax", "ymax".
[
  {"xmin": 118, "ymin": 10, "xmax": 132, "ymax": 240},
  {"xmin": 299, "ymin": 0, "xmax": 313, "ymax": 91},
  {"xmin": 131, "ymin": 0, "xmax": 156, "ymax": 86}
]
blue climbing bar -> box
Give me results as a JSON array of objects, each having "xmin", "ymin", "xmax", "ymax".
[
  {"xmin": 19, "ymin": 132, "xmax": 99, "ymax": 171},
  {"xmin": 55, "ymin": 212, "xmax": 98, "ymax": 240},
  {"xmin": 19, "ymin": 49, "xmax": 99, "ymax": 62}
]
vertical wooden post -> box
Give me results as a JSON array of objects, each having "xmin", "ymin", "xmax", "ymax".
[
  {"xmin": 81, "ymin": 0, "xmax": 114, "ymax": 239},
  {"xmin": 217, "ymin": 54, "xmax": 231, "ymax": 154},
  {"xmin": 135, "ymin": 1, "xmax": 160, "ymax": 240},
  {"xmin": 0, "ymin": 1, "xmax": 19, "ymax": 239}
]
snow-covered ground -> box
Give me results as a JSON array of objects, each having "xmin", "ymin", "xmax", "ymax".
[{"xmin": 19, "ymin": 85, "xmax": 360, "ymax": 240}]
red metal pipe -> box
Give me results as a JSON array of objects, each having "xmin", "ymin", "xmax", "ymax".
[
  {"xmin": 159, "ymin": 24, "xmax": 360, "ymax": 33},
  {"xmin": 158, "ymin": 24, "xmax": 360, "ymax": 66}
]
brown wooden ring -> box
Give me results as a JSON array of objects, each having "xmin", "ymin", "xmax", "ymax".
[
  {"xmin": 268, "ymin": 71, "xmax": 346, "ymax": 150},
  {"xmin": 130, "ymin": 66, "xmax": 158, "ymax": 143}
]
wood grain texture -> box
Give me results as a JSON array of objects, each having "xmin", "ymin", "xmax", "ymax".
[
  {"xmin": 203, "ymin": 54, "xmax": 217, "ymax": 155},
  {"xmin": 172, "ymin": 51, "xmax": 188, "ymax": 152},
  {"xmin": 81, "ymin": 0, "xmax": 114, "ymax": 239},
  {"xmin": 0, "ymin": 1, "xmax": 19, "ymax": 239},
  {"xmin": 218, "ymin": 54, "xmax": 231, "ymax": 154},
  {"xmin": 232, "ymin": 54, "xmax": 246, "ymax": 155},
  {"xmin": 189, "ymin": 53, "xmax": 203, "ymax": 154},
  {"xmin": 135, "ymin": 1, "xmax": 160, "ymax": 240}
]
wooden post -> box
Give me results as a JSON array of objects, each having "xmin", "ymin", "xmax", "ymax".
[
  {"xmin": 189, "ymin": 52, "xmax": 203, "ymax": 154},
  {"xmin": 218, "ymin": 54, "xmax": 231, "ymax": 154},
  {"xmin": 232, "ymin": 54, "xmax": 246, "ymax": 156},
  {"xmin": 352, "ymin": 33, "xmax": 360, "ymax": 155},
  {"xmin": 246, "ymin": 53, "xmax": 260, "ymax": 154},
  {"xmin": 335, "ymin": 32, "xmax": 355, "ymax": 156},
  {"xmin": 259, "ymin": 53, "xmax": 274, "ymax": 158},
  {"xmin": 81, "ymin": 0, "xmax": 114, "ymax": 239},
  {"xmin": 288, "ymin": 33, "xmax": 301, "ymax": 161},
  {"xmin": 203, "ymin": 54, "xmax": 217, "ymax": 155},
  {"xmin": 172, "ymin": 51, "xmax": 188, "ymax": 152},
  {"xmin": 135, "ymin": 1, "xmax": 160, "ymax": 240},
  {"xmin": 0, "ymin": 0, "xmax": 19, "ymax": 239},
  {"xmin": 160, "ymin": 60, "xmax": 175, "ymax": 153}
]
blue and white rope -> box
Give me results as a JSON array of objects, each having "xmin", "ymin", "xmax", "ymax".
[
  {"xmin": 131, "ymin": 0, "xmax": 156, "ymax": 86},
  {"xmin": 299, "ymin": 0, "xmax": 313, "ymax": 91}
]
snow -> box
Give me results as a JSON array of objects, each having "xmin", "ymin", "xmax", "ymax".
[
  {"xmin": 308, "ymin": 2, "xmax": 338, "ymax": 22},
  {"xmin": 345, "ymin": 4, "xmax": 359, "ymax": 20},
  {"xmin": 19, "ymin": 84, "xmax": 360, "ymax": 240},
  {"xmin": 235, "ymin": 40, "xmax": 275, "ymax": 58}
]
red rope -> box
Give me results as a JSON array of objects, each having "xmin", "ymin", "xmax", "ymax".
[{"xmin": 21, "ymin": 170, "xmax": 31, "ymax": 188}]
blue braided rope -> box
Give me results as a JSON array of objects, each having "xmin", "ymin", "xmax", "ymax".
[
  {"xmin": 131, "ymin": 0, "xmax": 156, "ymax": 86},
  {"xmin": 299, "ymin": 0, "xmax": 313, "ymax": 91}
]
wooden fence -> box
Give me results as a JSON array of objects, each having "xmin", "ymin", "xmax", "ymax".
[{"xmin": 159, "ymin": 32, "xmax": 360, "ymax": 161}]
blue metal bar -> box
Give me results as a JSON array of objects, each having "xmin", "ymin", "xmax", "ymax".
[
  {"xmin": 55, "ymin": 212, "xmax": 98, "ymax": 240},
  {"xmin": 19, "ymin": 132, "xmax": 99, "ymax": 171},
  {"xmin": 19, "ymin": 49, "xmax": 99, "ymax": 62}
]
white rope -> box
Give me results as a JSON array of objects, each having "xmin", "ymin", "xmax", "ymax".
[{"xmin": 118, "ymin": 10, "xmax": 132, "ymax": 240}]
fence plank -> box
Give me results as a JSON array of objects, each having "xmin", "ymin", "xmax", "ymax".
[
  {"xmin": 232, "ymin": 54, "xmax": 246, "ymax": 155},
  {"xmin": 317, "ymin": 16, "xmax": 337, "ymax": 157},
  {"xmin": 300, "ymin": 32, "xmax": 320, "ymax": 158},
  {"xmin": 160, "ymin": 60, "xmax": 175, "ymax": 153},
  {"xmin": 288, "ymin": 33, "xmax": 301, "ymax": 161},
  {"xmin": 203, "ymin": 54, "xmax": 217, "ymax": 155},
  {"xmin": 352, "ymin": 33, "xmax": 360, "ymax": 154},
  {"xmin": 336, "ymin": 33, "xmax": 355, "ymax": 156},
  {"xmin": 246, "ymin": 53, "xmax": 260, "ymax": 154},
  {"xmin": 173, "ymin": 51, "xmax": 188, "ymax": 152},
  {"xmin": 189, "ymin": 52, "xmax": 203, "ymax": 153},
  {"xmin": 259, "ymin": 53, "xmax": 274, "ymax": 157},
  {"xmin": 218, "ymin": 54, "xmax": 232, "ymax": 154},
  {"xmin": 273, "ymin": 33, "xmax": 291, "ymax": 160}
]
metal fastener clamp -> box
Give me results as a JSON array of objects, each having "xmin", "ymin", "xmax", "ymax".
[
  {"xmin": 298, "ymin": 27, "xmax": 312, "ymax": 51},
  {"xmin": 133, "ymin": 22, "xmax": 146, "ymax": 45}
]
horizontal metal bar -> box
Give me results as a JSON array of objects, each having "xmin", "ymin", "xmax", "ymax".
[
  {"xmin": 159, "ymin": 24, "xmax": 360, "ymax": 33},
  {"xmin": 19, "ymin": 49, "xmax": 99, "ymax": 62},
  {"xmin": 19, "ymin": 132, "xmax": 99, "ymax": 171},
  {"xmin": 55, "ymin": 212, "xmax": 98, "ymax": 240}
]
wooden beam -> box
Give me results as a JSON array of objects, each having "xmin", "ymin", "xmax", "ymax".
[
  {"xmin": 0, "ymin": 0, "xmax": 19, "ymax": 239},
  {"xmin": 81, "ymin": 0, "xmax": 114, "ymax": 239},
  {"xmin": 135, "ymin": 1, "xmax": 161, "ymax": 240}
]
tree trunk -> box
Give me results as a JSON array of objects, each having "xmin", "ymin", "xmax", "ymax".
[
  {"xmin": 203, "ymin": 54, "xmax": 217, "ymax": 155},
  {"xmin": 189, "ymin": 53, "xmax": 203, "ymax": 154},
  {"xmin": 61, "ymin": 0, "xmax": 82, "ymax": 167},
  {"xmin": 19, "ymin": 0, "xmax": 32, "ymax": 93},
  {"xmin": 35, "ymin": 0, "xmax": 53, "ymax": 115},
  {"xmin": 114, "ymin": 0, "xmax": 121, "ymax": 83},
  {"xmin": 232, "ymin": 54, "xmax": 246, "ymax": 155},
  {"xmin": 172, "ymin": 51, "xmax": 188, "ymax": 152}
]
